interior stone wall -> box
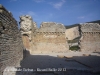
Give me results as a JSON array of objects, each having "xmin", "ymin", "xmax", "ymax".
[
  {"xmin": 22, "ymin": 35, "xmax": 30, "ymax": 50},
  {"xmin": 0, "ymin": 5, "xmax": 23, "ymax": 75},
  {"xmin": 30, "ymin": 22, "xmax": 69, "ymax": 53},
  {"xmin": 32, "ymin": 32, "xmax": 69, "ymax": 53},
  {"xmin": 34, "ymin": 32, "xmax": 66, "ymax": 43}
]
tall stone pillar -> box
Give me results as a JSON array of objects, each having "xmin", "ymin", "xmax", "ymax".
[{"xmin": 19, "ymin": 15, "xmax": 33, "ymax": 53}]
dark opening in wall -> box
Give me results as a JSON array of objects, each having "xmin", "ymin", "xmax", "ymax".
[
  {"xmin": 0, "ymin": 51, "xmax": 1, "ymax": 55},
  {"xmin": 23, "ymin": 34, "xmax": 29, "ymax": 37}
]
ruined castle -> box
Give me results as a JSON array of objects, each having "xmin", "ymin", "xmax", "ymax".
[
  {"xmin": 20, "ymin": 15, "xmax": 100, "ymax": 53},
  {"xmin": 20, "ymin": 15, "xmax": 69, "ymax": 53},
  {"xmin": 0, "ymin": 4, "xmax": 100, "ymax": 75}
]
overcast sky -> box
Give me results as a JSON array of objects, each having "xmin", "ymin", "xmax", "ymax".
[{"xmin": 0, "ymin": 0, "xmax": 100, "ymax": 27}]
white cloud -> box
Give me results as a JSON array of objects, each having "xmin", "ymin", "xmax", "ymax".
[
  {"xmin": 50, "ymin": 0, "xmax": 66, "ymax": 10},
  {"xmin": 33, "ymin": 0, "xmax": 45, "ymax": 3},
  {"xmin": 78, "ymin": 16, "xmax": 85, "ymax": 19}
]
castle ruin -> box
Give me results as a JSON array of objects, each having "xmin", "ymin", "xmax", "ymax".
[
  {"xmin": 20, "ymin": 15, "xmax": 100, "ymax": 54},
  {"xmin": 20, "ymin": 16, "xmax": 69, "ymax": 53}
]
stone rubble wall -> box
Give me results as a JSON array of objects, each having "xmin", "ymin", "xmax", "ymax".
[
  {"xmin": 80, "ymin": 23, "xmax": 100, "ymax": 32},
  {"xmin": 19, "ymin": 16, "xmax": 100, "ymax": 53},
  {"xmin": 19, "ymin": 15, "xmax": 36, "ymax": 51},
  {"xmin": 31, "ymin": 22, "xmax": 69, "ymax": 53},
  {"xmin": 19, "ymin": 19, "xmax": 69, "ymax": 53},
  {"xmin": 0, "ymin": 5, "xmax": 24, "ymax": 75},
  {"xmin": 80, "ymin": 23, "xmax": 100, "ymax": 52},
  {"xmin": 34, "ymin": 32, "xmax": 66, "ymax": 43},
  {"xmin": 39, "ymin": 22, "xmax": 66, "ymax": 32},
  {"xmin": 65, "ymin": 26, "xmax": 80, "ymax": 40},
  {"xmin": 32, "ymin": 32, "xmax": 69, "ymax": 53}
]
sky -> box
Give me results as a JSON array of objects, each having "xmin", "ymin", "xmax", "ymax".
[{"xmin": 0, "ymin": 0, "xmax": 100, "ymax": 27}]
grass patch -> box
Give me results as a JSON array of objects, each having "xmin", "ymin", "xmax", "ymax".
[{"xmin": 69, "ymin": 46, "xmax": 80, "ymax": 51}]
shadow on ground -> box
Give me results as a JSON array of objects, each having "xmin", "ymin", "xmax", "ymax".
[
  {"xmin": 15, "ymin": 50, "xmax": 100, "ymax": 75},
  {"xmin": 93, "ymin": 52, "xmax": 100, "ymax": 54}
]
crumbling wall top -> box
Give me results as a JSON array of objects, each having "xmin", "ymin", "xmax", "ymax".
[
  {"xmin": 19, "ymin": 15, "xmax": 33, "ymax": 32},
  {"xmin": 38, "ymin": 22, "xmax": 66, "ymax": 32},
  {"xmin": 80, "ymin": 23, "xmax": 100, "ymax": 32}
]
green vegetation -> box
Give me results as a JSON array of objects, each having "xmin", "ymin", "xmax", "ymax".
[
  {"xmin": 68, "ymin": 37, "xmax": 80, "ymax": 51},
  {"xmin": 69, "ymin": 46, "xmax": 80, "ymax": 51}
]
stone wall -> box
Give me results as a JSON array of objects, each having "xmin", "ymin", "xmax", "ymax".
[
  {"xmin": 19, "ymin": 20, "xmax": 69, "ymax": 53},
  {"xmin": 19, "ymin": 15, "xmax": 35, "ymax": 51},
  {"xmin": 19, "ymin": 16, "xmax": 100, "ymax": 53},
  {"xmin": 32, "ymin": 32, "xmax": 68, "ymax": 53},
  {"xmin": 32, "ymin": 22, "xmax": 69, "ymax": 53},
  {"xmin": 80, "ymin": 23, "xmax": 100, "ymax": 52},
  {"xmin": 0, "ymin": 5, "xmax": 23, "ymax": 75},
  {"xmin": 65, "ymin": 26, "xmax": 80, "ymax": 40}
]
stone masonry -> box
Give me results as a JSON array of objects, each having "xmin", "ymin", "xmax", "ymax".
[
  {"xmin": 19, "ymin": 15, "xmax": 37, "ymax": 53},
  {"xmin": 65, "ymin": 26, "xmax": 80, "ymax": 40},
  {"xmin": 79, "ymin": 23, "xmax": 100, "ymax": 52},
  {"xmin": 0, "ymin": 4, "xmax": 100, "ymax": 75},
  {"xmin": 20, "ymin": 15, "xmax": 100, "ymax": 53},
  {"xmin": 0, "ymin": 4, "xmax": 24, "ymax": 75},
  {"xmin": 19, "ymin": 17, "xmax": 69, "ymax": 53},
  {"xmin": 32, "ymin": 22, "xmax": 69, "ymax": 53}
]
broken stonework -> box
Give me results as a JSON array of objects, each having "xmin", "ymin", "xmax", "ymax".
[
  {"xmin": 19, "ymin": 15, "xmax": 36, "ymax": 51},
  {"xmin": 20, "ymin": 20, "xmax": 69, "ymax": 53},
  {"xmin": 65, "ymin": 26, "xmax": 80, "ymax": 40},
  {"xmin": 19, "ymin": 15, "xmax": 100, "ymax": 53},
  {"xmin": 20, "ymin": 15, "xmax": 33, "ymax": 32},
  {"xmin": 0, "ymin": 4, "xmax": 24, "ymax": 75},
  {"xmin": 39, "ymin": 22, "xmax": 66, "ymax": 32},
  {"xmin": 32, "ymin": 22, "xmax": 69, "ymax": 53}
]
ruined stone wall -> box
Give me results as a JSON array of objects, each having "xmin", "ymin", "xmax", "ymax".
[
  {"xmin": 31, "ymin": 22, "xmax": 69, "ymax": 53},
  {"xmin": 0, "ymin": 5, "xmax": 23, "ymax": 74},
  {"xmin": 32, "ymin": 32, "xmax": 68, "ymax": 53},
  {"xmin": 19, "ymin": 15, "xmax": 35, "ymax": 51},
  {"xmin": 80, "ymin": 23, "xmax": 100, "ymax": 52},
  {"xmin": 65, "ymin": 26, "xmax": 80, "ymax": 40},
  {"xmin": 34, "ymin": 32, "xmax": 65, "ymax": 43},
  {"xmin": 80, "ymin": 32, "xmax": 100, "ymax": 52},
  {"xmin": 19, "ymin": 19, "xmax": 69, "ymax": 53}
]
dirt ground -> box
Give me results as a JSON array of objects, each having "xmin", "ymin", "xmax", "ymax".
[{"xmin": 3, "ymin": 51, "xmax": 100, "ymax": 75}]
